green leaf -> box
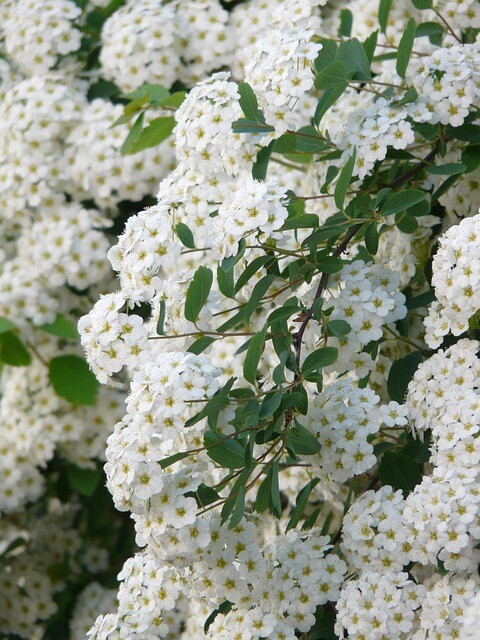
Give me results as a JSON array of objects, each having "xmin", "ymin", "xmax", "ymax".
[
  {"xmin": 255, "ymin": 471, "xmax": 272, "ymax": 513},
  {"xmin": 244, "ymin": 274, "xmax": 275, "ymax": 324},
  {"xmin": 411, "ymin": 0, "xmax": 432, "ymax": 8},
  {"xmin": 394, "ymin": 86, "xmax": 419, "ymax": 106},
  {"xmin": 379, "ymin": 450, "xmax": 422, "ymax": 495},
  {"xmin": 193, "ymin": 484, "xmax": 221, "ymax": 508},
  {"xmin": 184, "ymin": 393, "xmax": 230, "ymax": 428},
  {"xmin": 334, "ymin": 149, "xmax": 356, "ymax": 210},
  {"xmin": 204, "ymin": 432, "xmax": 246, "ymax": 469},
  {"xmin": 387, "ymin": 351, "xmax": 423, "ymax": 402},
  {"xmin": 316, "ymin": 256, "xmax": 344, "ymax": 273},
  {"xmin": 120, "ymin": 112, "xmax": 144, "ymax": 156},
  {"xmin": 287, "ymin": 422, "xmax": 321, "ymax": 455},
  {"xmin": 232, "ymin": 118, "xmax": 275, "ymax": 134},
  {"xmin": 444, "ymin": 124, "xmax": 480, "ymax": 143},
  {"xmin": 396, "ymin": 18, "xmax": 416, "ymax": 78},
  {"xmin": 270, "ymin": 460, "xmax": 282, "ymax": 516},
  {"xmin": 259, "ymin": 390, "xmax": 283, "ymax": 420},
  {"xmin": 0, "ymin": 332, "xmax": 32, "ymax": 366},
  {"xmin": 187, "ymin": 335, "xmax": 217, "ymax": 355},
  {"xmin": 66, "ymin": 466, "xmax": 100, "ymax": 496},
  {"xmin": 379, "ymin": 0, "xmax": 393, "ymax": 33},
  {"xmin": 415, "ymin": 21, "xmax": 444, "ymax": 38},
  {"xmin": 339, "ymin": 9, "xmax": 353, "ymax": 37},
  {"xmin": 282, "ymin": 214, "xmax": 319, "ymax": 231},
  {"xmin": 252, "ymin": 141, "xmax": 274, "ymax": 180},
  {"xmin": 338, "ymin": 38, "xmax": 372, "ymax": 80},
  {"xmin": 462, "ymin": 145, "xmax": 480, "ymax": 173},
  {"xmin": 159, "ymin": 451, "xmax": 192, "ymax": 469},
  {"xmin": 184, "ymin": 266, "xmax": 213, "ymax": 323},
  {"xmin": 235, "ymin": 256, "xmax": 272, "ymax": 293},
  {"xmin": 127, "ymin": 116, "xmax": 175, "ymax": 154},
  {"xmin": 0, "ymin": 317, "xmax": 14, "ymax": 333},
  {"xmin": 395, "ymin": 212, "xmax": 418, "ymax": 233},
  {"xmin": 302, "ymin": 347, "xmax": 338, "ymax": 376},
  {"xmin": 365, "ymin": 222, "xmax": 379, "ymax": 255},
  {"xmin": 126, "ymin": 83, "xmax": 170, "ymax": 103},
  {"xmin": 87, "ymin": 80, "xmax": 118, "ymax": 101},
  {"xmin": 228, "ymin": 483, "xmax": 246, "ymax": 529},
  {"xmin": 314, "ymin": 83, "xmax": 348, "ymax": 126},
  {"xmin": 161, "ymin": 91, "xmax": 187, "ymax": 109},
  {"xmin": 237, "ymin": 81, "xmax": 262, "ymax": 121},
  {"xmin": 220, "ymin": 238, "xmax": 246, "ymax": 273},
  {"xmin": 425, "ymin": 162, "xmax": 466, "ymax": 175},
  {"xmin": 217, "ymin": 266, "xmax": 236, "ymax": 300},
  {"xmin": 315, "ymin": 61, "xmax": 348, "ymax": 90},
  {"xmin": 49, "ymin": 355, "xmax": 99, "ymax": 405},
  {"xmin": 204, "ymin": 601, "xmax": 233, "ymax": 634},
  {"xmin": 156, "ymin": 300, "xmax": 166, "ymax": 335},
  {"xmin": 327, "ymin": 319, "xmax": 351, "ymax": 339},
  {"xmin": 401, "ymin": 438, "xmax": 431, "ymax": 464},
  {"xmin": 405, "ymin": 289, "xmax": 435, "ymax": 309},
  {"xmin": 40, "ymin": 314, "xmax": 78, "ymax": 340},
  {"xmin": 287, "ymin": 478, "xmax": 320, "ymax": 530},
  {"xmin": 363, "ymin": 30, "xmax": 378, "ymax": 64},
  {"xmin": 381, "ymin": 189, "xmax": 425, "ymax": 216},
  {"xmin": 313, "ymin": 39, "xmax": 338, "ymax": 74},
  {"xmin": 274, "ymin": 128, "xmax": 327, "ymax": 154},
  {"xmin": 243, "ymin": 323, "xmax": 268, "ymax": 385},
  {"xmin": 175, "ymin": 223, "xmax": 195, "ymax": 249}
]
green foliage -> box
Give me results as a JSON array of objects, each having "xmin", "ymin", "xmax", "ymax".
[
  {"xmin": 185, "ymin": 266, "xmax": 214, "ymax": 323},
  {"xmin": 387, "ymin": 352, "xmax": 423, "ymax": 403},
  {"xmin": 49, "ymin": 355, "xmax": 100, "ymax": 405},
  {"xmin": 0, "ymin": 332, "xmax": 31, "ymax": 366},
  {"xmin": 39, "ymin": 315, "xmax": 78, "ymax": 340},
  {"xmin": 379, "ymin": 450, "xmax": 422, "ymax": 495},
  {"xmin": 396, "ymin": 18, "xmax": 416, "ymax": 78}
]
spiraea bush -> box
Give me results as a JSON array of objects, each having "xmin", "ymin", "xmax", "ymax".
[{"xmin": 1, "ymin": 0, "xmax": 480, "ymax": 639}]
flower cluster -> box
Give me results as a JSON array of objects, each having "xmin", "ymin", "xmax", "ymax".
[
  {"xmin": 244, "ymin": 27, "xmax": 322, "ymax": 135},
  {"xmin": 330, "ymin": 96, "xmax": 416, "ymax": 179},
  {"xmin": 411, "ymin": 42, "xmax": 480, "ymax": 128},
  {"xmin": 424, "ymin": 213, "xmax": 480, "ymax": 347},
  {"xmin": 174, "ymin": 73, "xmax": 257, "ymax": 176},
  {"xmin": 323, "ymin": 261, "xmax": 407, "ymax": 378},
  {"xmin": 100, "ymin": 0, "xmax": 233, "ymax": 92},
  {"xmin": 212, "ymin": 178, "xmax": 289, "ymax": 260},
  {"xmin": 2, "ymin": 0, "xmax": 82, "ymax": 75}
]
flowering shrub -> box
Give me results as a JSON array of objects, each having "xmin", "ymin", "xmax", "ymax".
[{"xmin": 1, "ymin": 0, "xmax": 480, "ymax": 639}]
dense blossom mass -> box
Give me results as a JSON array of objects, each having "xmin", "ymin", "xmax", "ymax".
[{"xmin": 1, "ymin": 0, "xmax": 480, "ymax": 639}]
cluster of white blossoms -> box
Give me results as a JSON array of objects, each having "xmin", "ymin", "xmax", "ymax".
[
  {"xmin": 0, "ymin": 335, "xmax": 124, "ymax": 513},
  {"xmin": 71, "ymin": 583, "xmax": 118, "ymax": 640},
  {"xmin": 305, "ymin": 380, "xmax": 381, "ymax": 489},
  {"xmin": 212, "ymin": 178, "xmax": 289, "ymax": 260},
  {"xmin": 411, "ymin": 42, "xmax": 480, "ymax": 127},
  {"xmin": 336, "ymin": 571, "xmax": 424, "ymax": 640},
  {"xmin": 244, "ymin": 27, "xmax": 322, "ymax": 135},
  {"xmin": 2, "ymin": 0, "xmax": 480, "ymax": 638},
  {"xmin": 65, "ymin": 99, "xmax": 177, "ymax": 208},
  {"xmin": 230, "ymin": 0, "xmax": 322, "ymax": 76},
  {"xmin": 322, "ymin": 261, "xmax": 407, "ymax": 378},
  {"xmin": 1, "ymin": 501, "xmax": 111, "ymax": 639},
  {"xmin": 0, "ymin": 75, "xmax": 85, "ymax": 222},
  {"xmin": 330, "ymin": 96, "xmax": 416, "ymax": 179},
  {"xmin": 0, "ymin": 201, "xmax": 111, "ymax": 326},
  {"xmin": 1, "ymin": 0, "xmax": 82, "ymax": 75},
  {"xmin": 424, "ymin": 213, "xmax": 480, "ymax": 347},
  {"xmin": 341, "ymin": 486, "xmax": 410, "ymax": 572},
  {"xmin": 100, "ymin": 0, "xmax": 233, "ymax": 92},
  {"xmin": 174, "ymin": 73, "xmax": 257, "ymax": 176},
  {"xmin": 78, "ymin": 292, "xmax": 150, "ymax": 384}
]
